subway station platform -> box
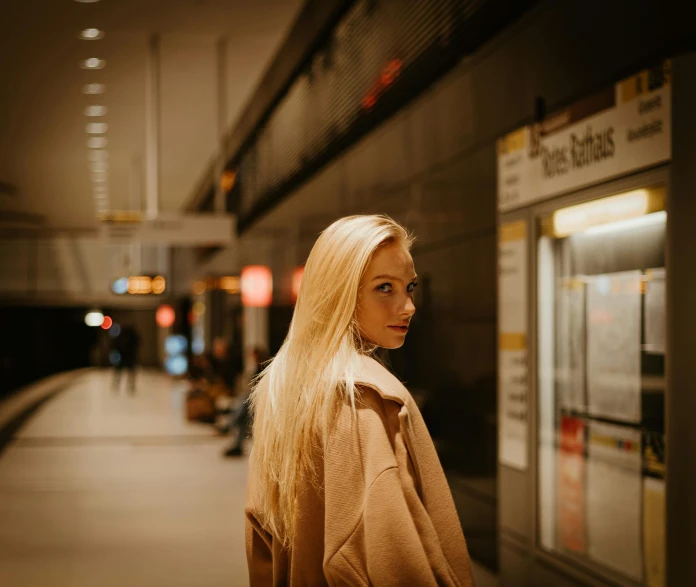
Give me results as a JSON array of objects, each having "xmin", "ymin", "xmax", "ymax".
[
  {"xmin": 0, "ymin": 370, "xmax": 249, "ymax": 587},
  {"xmin": 0, "ymin": 370, "xmax": 497, "ymax": 587}
]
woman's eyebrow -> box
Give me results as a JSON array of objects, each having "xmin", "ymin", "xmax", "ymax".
[{"xmin": 371, "ymin": 274, "xmax": 418, "ymax": 281}]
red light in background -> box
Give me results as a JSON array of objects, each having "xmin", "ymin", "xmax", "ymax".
[
  {"xmin": 362, "ymin": 58, "xmax": 403, "ymax": 110},
  {"xmin": 291, "ymin": 266, "xmax": 304, "ymax": 303},
  {"xmin": 380, "ymin": 59, "xmax": 402, "ymax": 85},
  {"xmin": 241, "ymin": 266, "xmax": 272, "ymax": 308},
  {"xmin": 362, "ymin": 94, "xmax": 377, "ymax": 109},
  {"xmin": 101, "ymin": 316, "xmax": 113, "ymax": 330},
  {"xmin": 156, "ymin": 305, "xmax": 176, "ymax": 328}
]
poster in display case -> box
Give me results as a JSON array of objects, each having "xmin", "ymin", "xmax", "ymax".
[
  {"xmin": 644, "ymin": 268, "xmax": 666, "ymax": 355},
  {"xmin": 586, "ymin": 271, "xmax": 643, "ymax": 423},
  {"xmin": 586, "ymin": 422, "xmax": 643, "ymax": 581},
  {"xmin": 534, "ymin": 192, "xmax": 667, "ymax": 584},
  {"xmin": 556, "ymin": 278, "xmax": 586, "ymax": 412},
  {"xmin": 558, "ymin": 416, "xmax": 586, "ymax": 554}
]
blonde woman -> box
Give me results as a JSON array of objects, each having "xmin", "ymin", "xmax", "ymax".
[{"xmin": 246, "ymin": 215, "xmax": 475, "ymax": 586}]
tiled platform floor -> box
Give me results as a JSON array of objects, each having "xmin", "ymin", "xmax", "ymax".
[{"xmin": 0, "ymin": 370, "xmax": 249, "ymax": 587}]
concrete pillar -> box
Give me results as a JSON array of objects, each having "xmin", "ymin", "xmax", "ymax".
[
  {"xmin": 145, "ymin": 34, "xmax": 161, "ymax": 219},
  {"xmin": 215, "ymin": 37, "xmax": 228, "ymax": 214},
  {"xmin": 243, "ymin": 306, "xmax": 268, "ymax": 374}
]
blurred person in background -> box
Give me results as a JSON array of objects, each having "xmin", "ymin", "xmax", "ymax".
[
  {"xmin": 245, "ymin": 215, "xmax": 474, "ymax": 586},
  {"xmin": 223, "ymin": 345, "xmax": 268, "ymax": 457},
  {"xmin": 210, "ymin": 336, "xmax": 243, "ymax": 394},
  {"xmin": 111, "ymin": 323, "xmax": 140, "ymax": 394}
]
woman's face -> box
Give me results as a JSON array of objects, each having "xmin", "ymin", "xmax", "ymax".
[{"xmin": 356, "ymin": 242, "xmax": 417, "ymax": 349}]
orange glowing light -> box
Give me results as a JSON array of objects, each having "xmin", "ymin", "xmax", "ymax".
[
  {"xmin": 151, "ymin": 276, "xmax": 166, "ymax": 295},
  {"xmin": 241, "ymin": 266, "xmax": 272, "ymax": 308},
  {"xmin": 101, "ymin": 316, "xmax": 113, "ymax": 330},
  {"xmin": 219, "ymin": 275, "xmax": 240, "ymax": 294},
  {"xmin": 220, "ymin": 170, "xmax": 237, "ymax": 193},
  {"xmin": 156, "ymin": 305, "xmax": 175, "ymax": 329}
]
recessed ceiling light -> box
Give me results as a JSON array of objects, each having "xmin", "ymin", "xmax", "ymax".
[
  {"xmin": 85, "ymin": 105, "xmax": 107, "ymax": 117},
  {"xmin": 81, "ymin": 58, "xmax": 105, "ymax": 70},
  {"xmin": 89, "ymin": 150, "xmax": 109, "ymax": 162},
  {"xmin": 86, "ymin": 122, "xmax": 108, "ymax": 134},
  {"xmin": 80, "ymin": 28, "xmax": 104, "ymax": 40},
  {"xmin": 83, "ymin": 83, "xmax": 105, "ymax": 95},
  {"xmin": 87, "ymin": 137, "xmax": 108, "ymax": 148},
  {"xmin": 91, "ymin": 161, "xmax": 109, "ymax": 173}
]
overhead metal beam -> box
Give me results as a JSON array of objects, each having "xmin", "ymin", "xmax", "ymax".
[{"xmin": 183, "ymin": 0, "xmax": 355, "ymax": 213}]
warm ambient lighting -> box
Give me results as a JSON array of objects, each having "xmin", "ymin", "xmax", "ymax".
[
  {"xmin": 87, "ymin": 137, "xmax": 108, "ymax": 148},
  {"xmin": 84, "ymin": 83, "xmax": 106, "ymax": 95},
  {"xmin": 91, "ymin": 161, "xmax": 109, "ymax": 173},
  {"xmin": 218, "ymin": 276, "xmax": 241, "ymax": 294},
  {"xmin": 125, "ymin": 275, "xmax": 166, "ymax": 295},
  {"xmin": 220, "ymin": 170, "xmax": 237, "ymax": 193},
  {"xmin": 80, "ymin": 28, "xmax": 104, "ymax": 40},
  {"xmin": 156, "ymin": 305, "xmax": 176, "ymax": 329},
  {"xmin": 81, "ymin": 58, "xmax": 106, "ymax": 70},
  {"xmin": 151, "ymin": 276, "xmax": 166, "ymax": 295},
  {"xmin": 241, "ymin": 266, "xmax": 272, "ymax": 308},
  {"xmin": 86, "ymin": 122, "xmax": 108, "ymax": 134},
  {"xmin": 89, "ymin": 150, "xmax": 108, "ymax": 162},
  {"xmin": 551, "ymin": 189, "xmax": 665, "ymax": 238},
  {"xmin": 85, "ymin": 105, "xmax": 107, "ymax": 117},
  {"xmin": 584, "ymin": 211, "xmax": 667, "ymax": 236}
]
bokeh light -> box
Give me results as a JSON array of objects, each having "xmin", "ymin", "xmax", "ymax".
[{"xmin": 84, "ymin": 311, "xmax": 104, "ymax": 327}]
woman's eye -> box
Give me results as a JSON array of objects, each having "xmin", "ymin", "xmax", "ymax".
[
  {"xmin": 376, "ymin": 283, "xmax": 392, "ymax": 293},
  {"xmin": 407, "ymin": 281, "xmax": 419, "ymax": 293}
]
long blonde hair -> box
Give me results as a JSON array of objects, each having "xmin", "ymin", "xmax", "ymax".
[{"xmin": 249, "ymin": 215, "xmax": 413, "ymax": 546}]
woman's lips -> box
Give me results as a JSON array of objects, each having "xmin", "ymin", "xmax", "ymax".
[{"xmin": 388, "ymin": 325, "xmax": 409, "ymax": 334}]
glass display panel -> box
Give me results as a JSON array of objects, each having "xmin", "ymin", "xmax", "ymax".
[{"xmin": 537, "ymin": 190, "xmax": 666, "ymax": 586}]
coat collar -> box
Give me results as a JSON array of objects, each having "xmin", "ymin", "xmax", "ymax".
[{"xmin": 354, "ymin": 354, "xmax": 411, "ymax": 406}]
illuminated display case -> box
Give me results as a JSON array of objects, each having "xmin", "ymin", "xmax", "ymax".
[
  {"xmin": 496, "ymin": 60, "xmax": 675, "ymax": 586},
  {"xmin": 536, "ymin": 185, "xmax": 666, "ymax": 585}
]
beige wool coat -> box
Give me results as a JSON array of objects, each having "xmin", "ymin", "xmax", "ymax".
[{"xmin": 245, "ymin": 354, "xmax": 475, "ymax": 586}]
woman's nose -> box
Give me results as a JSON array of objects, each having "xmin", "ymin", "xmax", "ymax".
[{"xmin": 401, "ymin": 295, "xmax": 416, "ymax": 318}]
